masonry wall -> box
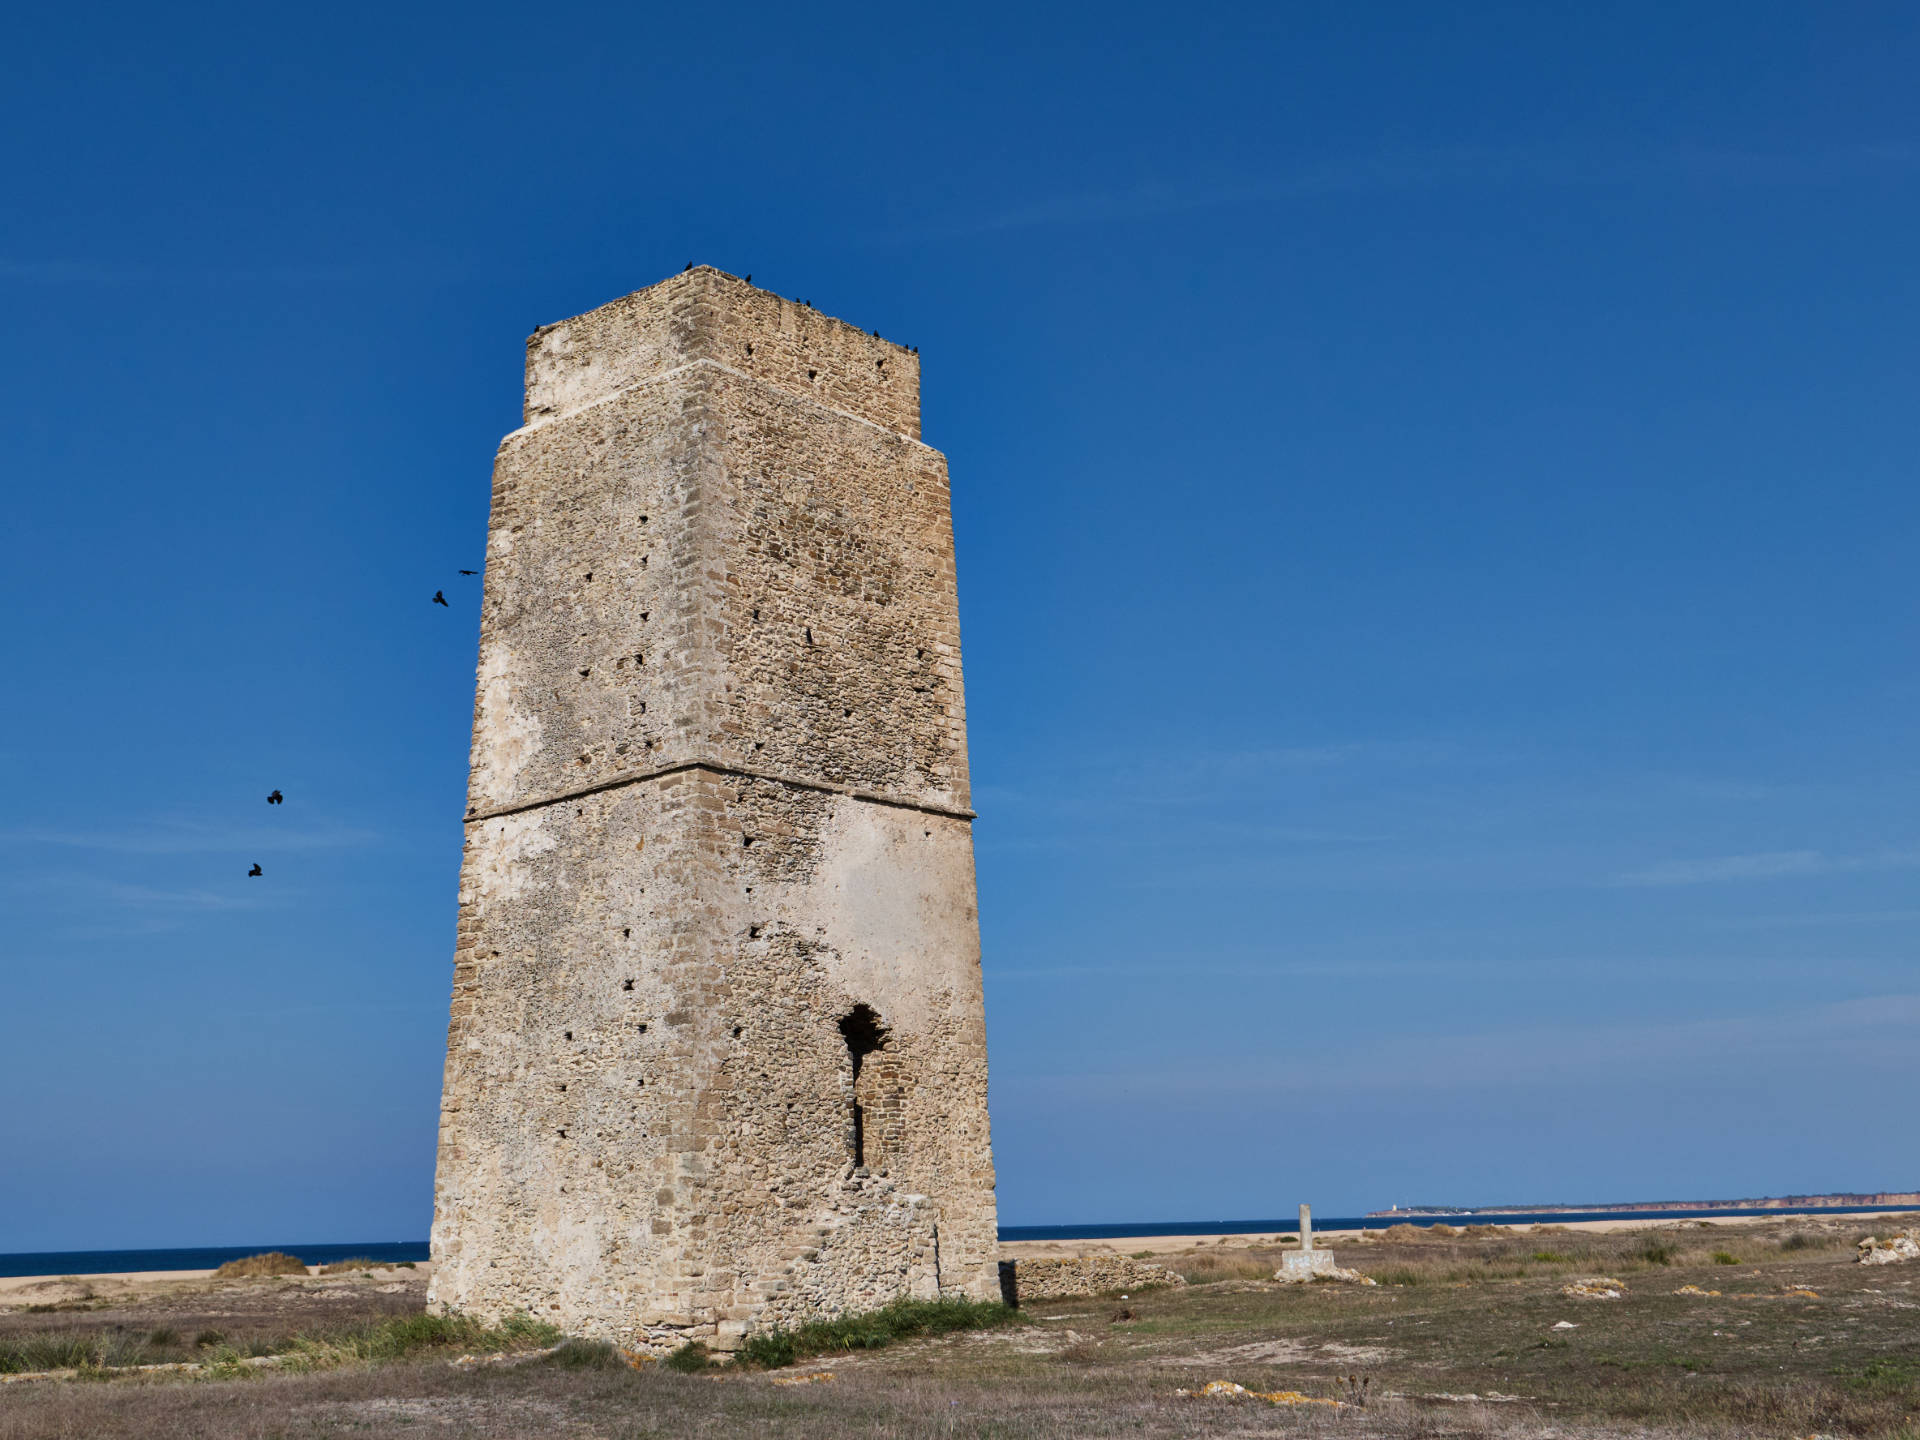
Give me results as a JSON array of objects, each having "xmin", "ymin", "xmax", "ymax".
[{"xmin": 429, "ymin": 269, "xmax": 997, "ymax": 1352}]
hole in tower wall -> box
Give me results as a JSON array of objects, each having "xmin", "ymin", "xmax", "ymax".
[{"xmin": 838, "ymin": 1005, "xmax": 889, "ymax": 1170}]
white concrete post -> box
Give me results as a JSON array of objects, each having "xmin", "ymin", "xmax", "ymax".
[{"xmin": 1299, "ymin": 1203, "xmax": 1313, "ymax": 1253}]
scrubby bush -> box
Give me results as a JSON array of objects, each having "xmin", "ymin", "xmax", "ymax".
[
  {"xmin": 544, "ymin": 1339, "xmax": 628, "ymax": 1369},
  {"xmin": 1638, "ymin": 1239, "xmax": 1677, "ymax": 1266},
  {"xmin": 734, "ymin": 1296, "xmax": 1018, "ymax": 1370},
  {"xmin": 664, "ymin": 1341, "xmax": 711, "ymax": 1373},
  {"xmin": 213, "ymin": 1252, "xmax": 308, "ymax": 1278}
]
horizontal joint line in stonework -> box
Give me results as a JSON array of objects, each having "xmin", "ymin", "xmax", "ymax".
[
  {"xmin": 501, "ymin": 358, "xmax": 933, "ymax": 452},
  {"xmin": 462, "ymin": 760, "xmax": 975, "ymax": 824}
]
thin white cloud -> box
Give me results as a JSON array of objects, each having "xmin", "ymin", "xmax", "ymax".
[
  {"xmin": 0, "ymin": 816, "xmax": 378, "ymax": 855},
  {"xmin": 893, "ymin": 142, "xmax": 1920, "ymax": 241},
  {"xmin": 999, "ymin": 993, "xmax": 1920, "ymax": 1099},
  {"xmin": 1612, "ymin": 850, "xmax": 1920, "ymax": 888}
]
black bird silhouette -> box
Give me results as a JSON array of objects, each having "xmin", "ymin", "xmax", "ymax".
[
  {"xmin": 458, "ymin": 569, "xmax": 478, "ymax": 576},
  {"xmin": 433, "ymin": 591, "xmax": 449, "ymax": 607},
  {"xmin": 267, "ymin": 790, "xmax": 283, "ymax": 805},
  {"xmin": 247, "ymin": 863, "xmax": 263, "ymax": 877},
  {"xmin": 744, "ymin": 274, "xmax": 751, "ymax": 283},
  {"xmin": 684, "ymin": 261, "xmax": 692, "ymax": 271}
]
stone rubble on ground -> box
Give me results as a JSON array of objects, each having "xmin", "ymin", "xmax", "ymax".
[
  {"xmin": 1175, "ymin": 1380, "xmax": 1342, "ymax": 1407},
  {"xmin": 1857, "ymin": 1231, "xmax": 1920, "ymax": 1266},
  {"xmin": 1561, "ymin": 1277, "xmax": 1627, "ymax": 1300}
]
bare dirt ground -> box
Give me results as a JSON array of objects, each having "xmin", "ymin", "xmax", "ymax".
[{"xmin": 4, "ymin": 1218, "xmax": 1918, "ymax": 1438}]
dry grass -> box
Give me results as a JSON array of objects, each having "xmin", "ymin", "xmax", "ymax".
[
  {"xmin": 316, "ymin": 1258, "xmax": 379, "ymax": 1275},
  {"xmin": 1165, "ymin": 1248, "xmax": 1283, "ymax": 1283},
  {"xmin": 3, "ymin": 1217, "xmax": 1918, "ymax": 1438},
  {"xmin": 209, "ymin": 1252, "xmax": 307, "ymax": 1279}
]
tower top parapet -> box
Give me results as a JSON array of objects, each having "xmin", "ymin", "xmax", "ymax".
[{"xmin": 522, "ymin": 266, "xmax": 922, "ymax": 440}]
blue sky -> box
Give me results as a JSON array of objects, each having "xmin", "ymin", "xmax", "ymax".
[{"xmin": 3, "ymin": 1, "xmax": 1917, "ymax": 1251}]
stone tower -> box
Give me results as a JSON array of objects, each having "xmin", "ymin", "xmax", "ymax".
[{"xmin": 427, "ymin": 268, "xmax": 998, "ymax": 1353}]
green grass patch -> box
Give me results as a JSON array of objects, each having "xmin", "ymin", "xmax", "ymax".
[
  {"xmin": 0, "ymin": 1333, "xmax": 110, "ymax": 1374},
  {"xmin": 735, "ymin": 1296, "xmax": 1019, "ymax": 1371},
  {"xmin": 1532, "ymin": 1250, "xmax": 1572, "ymax": 1263},
  {"xmin": 1711, "ymin": 1251, "xmax": 1739, "ymax": 1265},
  {"xmin": 1833, "ymin": 1355, "xmax": 1920, "ymax": 1396},
  {"xmin": 296, "ymin": 1310, "xmax": 558, "ymax": 1365},
  {"xmin": 663, "ymin": 1341, "xmax": 711, "ymax": 1373},
  {"xmin": 1596, "ymin": 1348, "xmax": 1708, "ymax": 1373}
]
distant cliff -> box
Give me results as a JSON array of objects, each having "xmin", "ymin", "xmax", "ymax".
[{"xmin": 1369, "ymin": 1191, "xmax": 1920, "ymax": 1218}]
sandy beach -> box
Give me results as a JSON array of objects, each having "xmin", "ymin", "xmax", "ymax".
[{"xmin": 0, "ymin": 1264, "xmax": 428, "ymax": 1307}]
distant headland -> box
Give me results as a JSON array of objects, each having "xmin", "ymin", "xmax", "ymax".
[{"xmin": 1369, "ymin": 1189, "xmax": 1920, "ymax": 1217}]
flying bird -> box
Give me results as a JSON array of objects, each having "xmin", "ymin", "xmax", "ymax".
[
  {"xmin": 433, "ymin": 591, "xmax": 449, "ymax": 607},
  {"xmin": 458, "ymin": 569, "xmax": 478, "ymax": 576},
  {"xmin": 267, "ymin": 790, "xmax": 283, "ymax": 805},
  {"xmin": 247, "ymin": 863, "xmax": 263, "ymax": 877}
]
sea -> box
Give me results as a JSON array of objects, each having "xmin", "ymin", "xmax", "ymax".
[{"xmin": 6, "ymin": 1203, "xmax": 1917, "ymax": 1279}]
